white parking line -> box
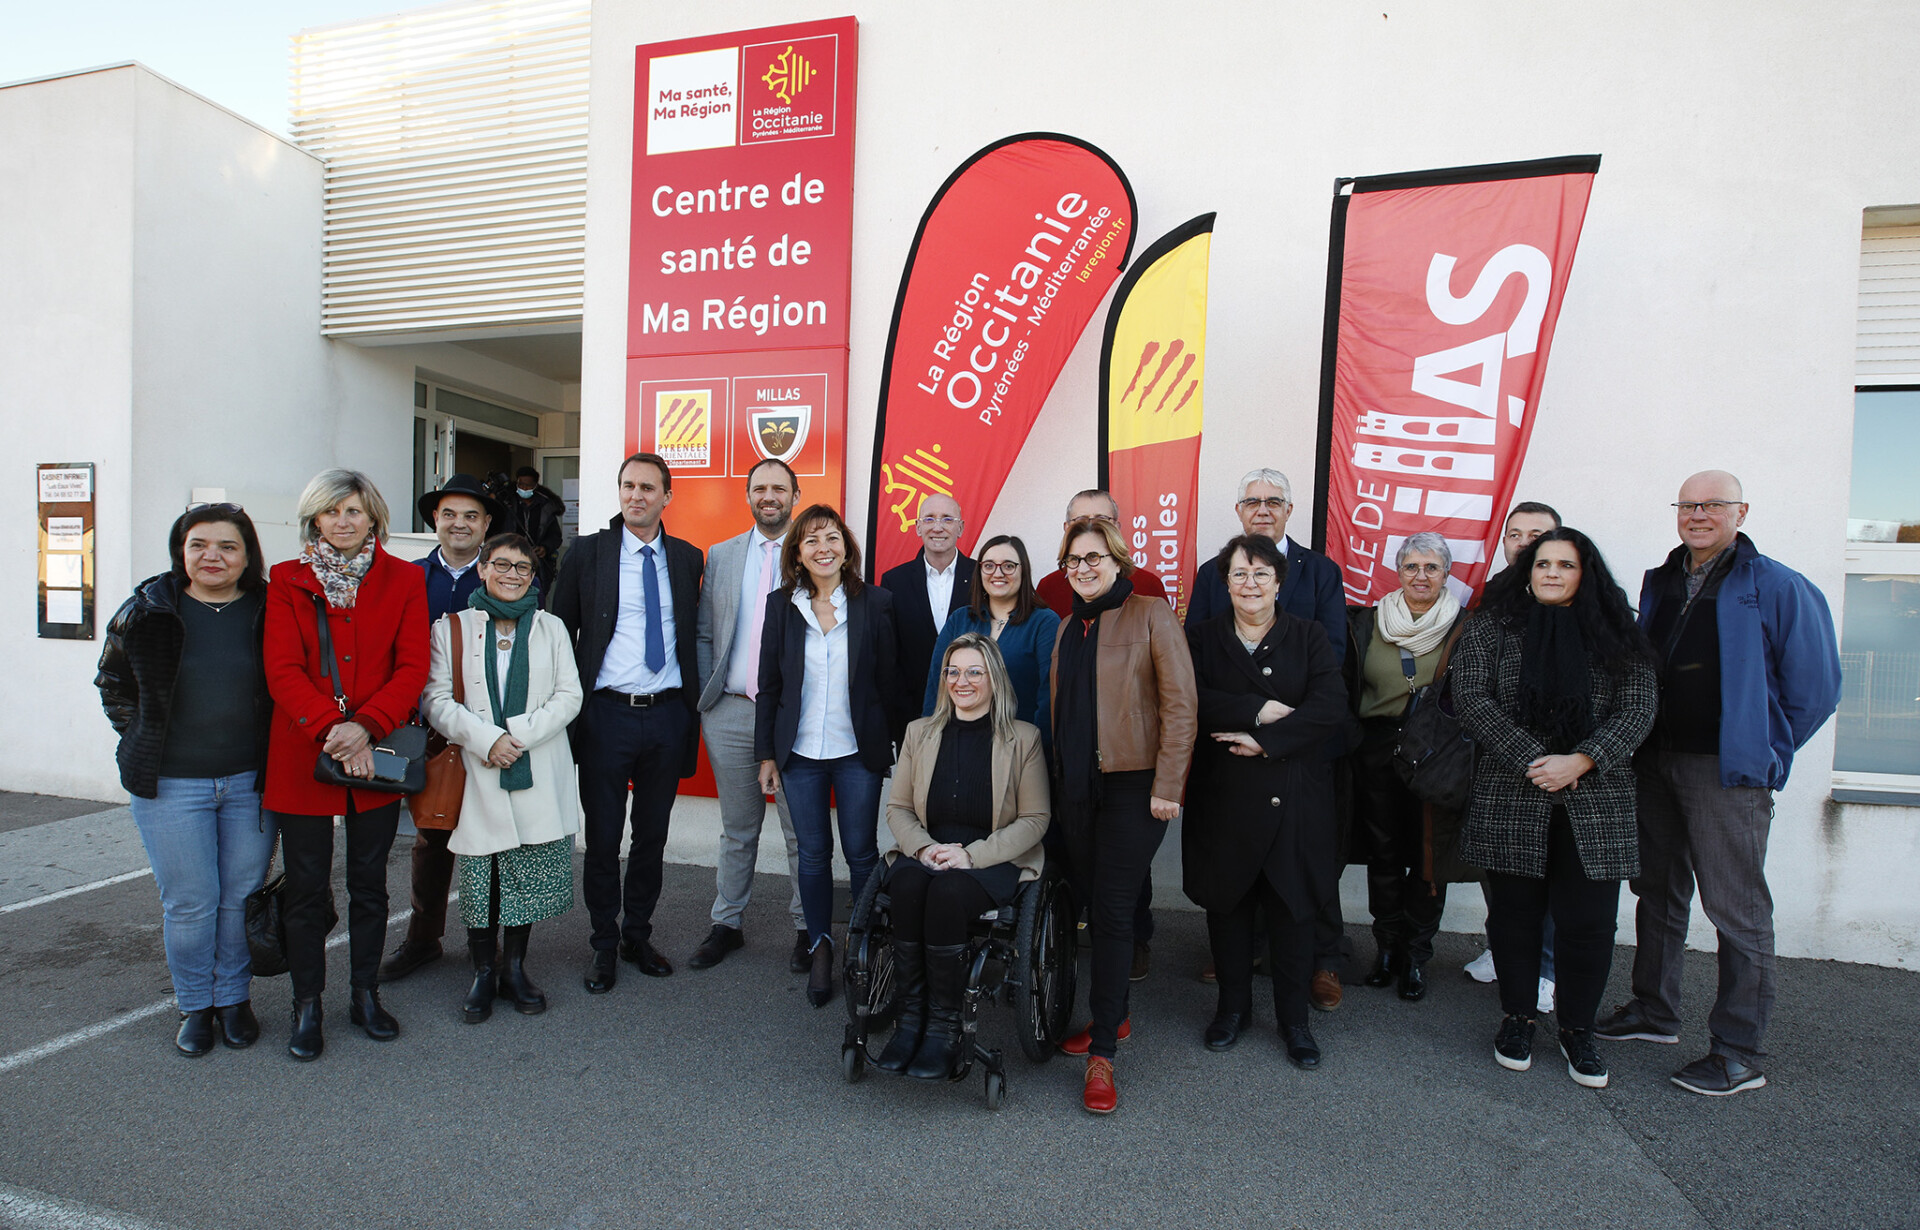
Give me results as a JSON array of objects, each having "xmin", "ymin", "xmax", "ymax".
[
  {"xmin": 0, "ymin": 869, "xmax": 153, "ymax": 915},
  {"xmin": 0, "ymin": 1180, "xmax": 183, "ymax": 1230}
]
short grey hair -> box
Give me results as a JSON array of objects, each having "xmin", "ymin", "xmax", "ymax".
[
  {"xmin": 1396, "ymin": 531, "xmax": 1452, "ymax": 571},
  {"xmin": 297, "ymin": 468, "xmax": 391, "ymax": 545},
  {"xmin": 1236, "ymin": 468, "xmax": 1293, "ymax": 504},
  {"xmin": 1064, "ymin": 488, "xmax": 1118, "ymax": 520}
]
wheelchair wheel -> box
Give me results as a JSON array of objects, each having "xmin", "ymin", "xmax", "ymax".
[
  {"xmin": 843, "ymin": 865, "xmax": 899, "ymax": 1060},
  {"xmin": 983, "ymin": 1070, "xmax": 1005, "ymax": 1112},
  {"xmin": 1012, "ymin": 870, "xmax": 1077, "ymax": 1063},
  {"xmin": 841, "ymin": 1043, "xmax": 865, "ymax": 1084}
]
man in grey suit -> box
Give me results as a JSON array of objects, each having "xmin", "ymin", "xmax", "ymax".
[{"xmin": 688, "ymin": 458, "xmax": 808, "ymax": 972}]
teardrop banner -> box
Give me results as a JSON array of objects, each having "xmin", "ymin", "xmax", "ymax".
[
  {"xmin": 1098, "ymin": 213, "xmax": 1216, "ymax": 621},
  {"xmin": 1312, "ymin": 155, "xmax": 1599, "ymax": 607},
  {"xmin": 866, "ymin": 133, "xmax": 1136, "ymax": 578}
]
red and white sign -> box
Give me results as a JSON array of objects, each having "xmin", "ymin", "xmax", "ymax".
[{"xmin": 1318, "ymin": 158, "xmax": 1599, "ymax": 605}]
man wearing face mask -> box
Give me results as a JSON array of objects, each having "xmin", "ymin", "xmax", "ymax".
[{"xmin": 508, "ymin": 466, "xmax": 567, "ymax": 607}]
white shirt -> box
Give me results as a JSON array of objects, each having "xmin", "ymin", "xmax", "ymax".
[
  {"xmin": 436, "ymin": 552, "xmax": 478, "ymax": 581},
  {"xmin": 724, "ymin": 529, "xmax": 784, "ymax": 697},
  {"xmin": 493, "ymin": 622, "xmax": 516, "ymax": 688},
  {"xmin": 594, "ymin": 525, "xmax": 682, "ymax": 694},
  {"xmin": 925, "ymin": 554, "xmax": 959, "ymax": 630},
  {"xmin": 792, "ymin": 585, "xmax": 857, "ymax": 760}
]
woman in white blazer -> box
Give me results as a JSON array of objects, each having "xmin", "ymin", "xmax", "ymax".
[{"xmin": 423, "ymin": 534, "xmax": 583, "ymax": 1023}]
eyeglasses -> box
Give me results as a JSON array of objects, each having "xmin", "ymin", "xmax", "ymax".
[
  {"xmin": 1237, "ymin": 497, "xmax": 1290, "ymax": 511},
  {"xmin": 1228, "ymin": 569, "xmax": 1277, "ymax": 586},
  {"xmin": 487, "ymin": 559, "xmax": 535, "ymax": 577},
  {"xmin": 1399, "ymin": 562, "xmax": 1446, "ymax": 577},
  {"xmin": 943, "ymin": 666, "xmax": 988, "ymax": 682},
  {"xmin": 978, "ymin": 560, "xmax": 1021, "ymax": 576},
  {"xmin": 917, "ymin": 514, "xmax": 960, "ymax": 528},
  {"xmin": 1060, "ymin": 552, "xmax": 1111, "ymax": 572},
  {"xmin": 1672, "ymin": 501, "xmax": 1744, "ymax": 516}
]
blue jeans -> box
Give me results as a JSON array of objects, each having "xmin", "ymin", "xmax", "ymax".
[
  {"xmin": 779, "ymin": 754, "xmax": 882, "ymax": 946},
  {"xmin": 129, "ymin": 775, "xmax": 277, "ymax": 1011}
]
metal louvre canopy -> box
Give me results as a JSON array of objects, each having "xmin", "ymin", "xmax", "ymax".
[
  {"xmin": 291, "ymin": 0, "xmax": 590, "ymax": 338},
  {"xmin": 1860, "ymin": 223, "xmax": 1920, "ymax": 384}
]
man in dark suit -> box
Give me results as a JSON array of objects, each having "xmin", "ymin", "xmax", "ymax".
[
  {"xmin": 551, "ymin": 452, "xmax": 704, "ymax": 993},
  {"xmin": 878, "ymin": 492, "xmax": 974, "ymax": 730}
]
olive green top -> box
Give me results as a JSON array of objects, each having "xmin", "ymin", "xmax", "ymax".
[{"xmin": 1357, "ymin": 623, "xmax": 1441, "ymax": 721}]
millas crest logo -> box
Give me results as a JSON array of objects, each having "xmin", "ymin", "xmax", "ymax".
[
  {"xmin": 750, "ymin": 404, "xmax": 810, "ymax": 463},
  {"xmin": 654, "ymin": 390, "xmax": 711, "ymax": 467},
  {"xmin": 759, "ymin": 45, "xmax": 816, "ymax": 105}
]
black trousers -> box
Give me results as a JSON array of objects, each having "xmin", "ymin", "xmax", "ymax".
[
  {"xmin": 886, "ymin": 860, "xmax": 995, "ymax": 946},
  {"xmin": 1083, "ymin": 771, "xmax": 1163, "ymax": 1059},
  {"xmin": 1209, "ymin": 876, "xmax": 1315, "ymax": 1028},
  {"xmin": 1487, "ymin": 808, "xmax": 1621, "ymax": 1031},
  {"xmin": 576, "ymin": 692, "xmax": 690, "ymax": 951},
  {"xmin": 1313, "ymin": 762, "xmax": 1355, "ymax": 975},
  {"xmin": 1355, "ymin": 719, "xmax": 1445, "ymax": 964},
  {"xmin": 278, "ymin": 797, "xmax": 402, "ymax": 999}
]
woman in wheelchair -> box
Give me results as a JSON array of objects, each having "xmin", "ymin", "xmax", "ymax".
[{"xmin": 878, "ymin": 633, "xmax": 1050, "ymax": 1079}]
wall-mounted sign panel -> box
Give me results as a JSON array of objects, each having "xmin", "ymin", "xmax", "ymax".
[{"xmin": 38, "ymin": 462, "xmax": 95, "ymax": 639}]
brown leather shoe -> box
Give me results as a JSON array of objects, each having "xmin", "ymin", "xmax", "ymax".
[
  {"xmin": 1310, "ymin": 969, "xmax": 1343, "ymax": 1012},
  {"xmin": 1083, "ymin": 1056, "xmax": 1117, "ymax": 1114}
]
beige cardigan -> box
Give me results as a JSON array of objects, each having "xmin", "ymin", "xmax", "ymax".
[{"xmin": 885, "ymin": 716, "xmax": 1050, "ymax": 881}]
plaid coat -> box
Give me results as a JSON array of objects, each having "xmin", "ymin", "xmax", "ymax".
[{"xmin": 1451, "ymin": 613, "xmax": 1657, "ymax": 880}]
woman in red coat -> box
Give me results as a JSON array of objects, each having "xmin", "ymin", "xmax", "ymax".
[{"xmin": 264, "ymin": 469, "xmax": 429, "ymax": 1061}]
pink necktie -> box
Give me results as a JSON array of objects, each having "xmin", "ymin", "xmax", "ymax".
[{"xmin": 742, "ymin": 537, "xmax": 778, "ymax": 700}]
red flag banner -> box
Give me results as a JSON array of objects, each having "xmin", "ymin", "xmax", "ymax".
[
  {"xmin": 866, "ymin": 134, "xmax": 1136, "ymax": 577},
  {"xmin": 1313, "ymin": 156, "xmax": 1599, "ymax": 606},
  {"xmin": 1099, "ymin": 214, "xmax": 1215, "ymax": 620}
]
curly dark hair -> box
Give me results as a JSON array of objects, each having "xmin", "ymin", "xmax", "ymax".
[{"xmin": 1479, "ymin": 527, "xmax": 1654, "ymax": 671}]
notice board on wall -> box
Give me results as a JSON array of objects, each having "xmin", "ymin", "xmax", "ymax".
[{"xmin": 38, "ymin": 462, "xmax": 96, "ymax": 639}]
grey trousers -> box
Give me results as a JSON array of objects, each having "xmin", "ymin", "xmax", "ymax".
[
  {"xmin": 702, "ymin": 693, "xmax": 804, "ymax": 931},
  {"xmin": 1629, "ymin": 750, "xmax": 1777, "ymax": 1062}
]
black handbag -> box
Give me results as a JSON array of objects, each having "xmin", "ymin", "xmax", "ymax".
[
  {"xmin": 244, "ymin": 835, "xmax": 338, "ymax": 978},
  {"xmin": 310, "ymin": 593, "xmax": 429, "ymax": 794},
  {"xmin": 1390, "ymin": 623, "xmax": 1476, "ymax": 813}
]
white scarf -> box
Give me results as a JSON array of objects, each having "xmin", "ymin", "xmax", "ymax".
[{"xmin": 1375, "ymin": 587, "xmax": 1461, "ymax": 657}]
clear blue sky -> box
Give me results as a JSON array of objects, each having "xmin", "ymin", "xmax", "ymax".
[{"xmin": 0, "ymin": 1, "xmax": 408, "ymax": 134}]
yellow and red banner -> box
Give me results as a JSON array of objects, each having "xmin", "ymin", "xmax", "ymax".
[{"xmin": 1100, "ymin": 214, "xmax": 1214, "ymax": 620}]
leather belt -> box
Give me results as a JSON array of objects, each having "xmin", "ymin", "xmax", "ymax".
[{"xmin": 598, "ymin": 687, "xmax": 680, "ymax": 708}]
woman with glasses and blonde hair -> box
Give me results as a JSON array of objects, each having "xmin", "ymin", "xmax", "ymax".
[
  {"xmin": 1048, "ymin": 516, "xmax": 1196, "ymax": 1113},
  {"xmin": 423, "ymin": 534, "xmax": 583, "ymax": 1024},
  {"xmin": 920, "ymin": 534, "xmax": 1061, "ymax": 739},
  {"xmin": 877, "ymin": 633, "xmax": 1050, "ymax": 1080},
  {"xmin": 263, "ymin": 469, "xmax": 428, "ymax": 1061}
]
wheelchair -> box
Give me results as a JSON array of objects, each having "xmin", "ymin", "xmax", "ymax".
[{"xmin": 840, "ymin": 858, "xmax": 1077, "ymax": 1110}]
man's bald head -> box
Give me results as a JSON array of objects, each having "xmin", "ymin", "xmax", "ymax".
[{"xmin": 1680, "ymin": 470, "xmax": 1744, "ymax": 503}]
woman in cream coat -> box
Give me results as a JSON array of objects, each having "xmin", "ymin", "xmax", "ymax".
[{"xmin": 423, "ymin": 534, "xmax": 583, "ymax": 1023}]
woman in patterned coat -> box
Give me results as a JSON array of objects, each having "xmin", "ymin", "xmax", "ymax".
[{"xmin": 1452, "ymin": 528, "xmax": 1657, "ymax": 1090}]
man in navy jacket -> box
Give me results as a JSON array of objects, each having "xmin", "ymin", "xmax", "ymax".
[{"xmin": 1597, "ymin": 471, "xmax": 1840, "ymax": 1097}]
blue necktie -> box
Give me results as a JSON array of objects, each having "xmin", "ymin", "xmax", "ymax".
[{"xmin": 641, "ymin": 543, "xmax": 666, "ymax": 673}]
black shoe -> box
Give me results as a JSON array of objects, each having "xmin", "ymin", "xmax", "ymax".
[
  {"xmin": 1495, "ymin": 1013, "xmax": 1537, "ymax": 1071},
  {"xmin": 688, "ymin": 924, "xmax": 745, "ymax": 970},
  {"xmin": 214, "ymin": 1001, "xmax": 259, "ymax": 1049},
  {"xmin": 1362, "ymin": 948, "xmax": 1401, "ymax": 988},
  {"xmin": 377, "ymin": 936, "xmax": 443, "ymax": 983},
  {"xmin": 1130, "ymin": 941, "xmax": 1152, "ymax": 982},
  {"xmin": 1559, "ymin": 1028, "xmax": 1609, "ymax": 1088},
  {"xmin": 348, "ymin": 988, "xmax": 399, "ymax": 1041},
  {"xmin": 1670, "ymin": 1052, "xmax": 1766, "ymax": 1097},
  {"xmin": 288, "ymin": 997, "xmax": 324, "ymax": 1062},
  {"xmin": 1203, "ymin": 1011, "xmax": 1247, "ymax": 1051},
  {"xmin": 1281, "ymin": 1024, "xmax": 1321, "ymax": 1070},
  {"xmin": 463, "ymin": 931, "xmax": 498, "ymax": 1024},
  {"xmin": 806, "ymin": 936, "xmax": 835, "ymax": 1008},
  {"xmin": 789, "ymin": 928, "xmax": 811, "ymax": 974},
  {"xmin": 1593, "ymin": 1000, "xmax": 1680, "ymax": 1044},
  {"xmin": 1397, "ymin": 962, "xmax": 1429, "ymax": 1002},
  {"xmin": 498, "ymin": 925, "xmax": 546, "ymax": 1015},
  {"xmin": 175, "ymin": 1008, "xmax": 215, "ymax": 1058},
  {"xmin": 875, "ymin": 939, "xmax": 927, "ymax": 1074},
  {"xmin": 618, "ymin": 938, "xmax": 674, "ymax": 978},
  {"xmin": 906, "ymin": 943, "xmax": 968, "ymax": 1080},
  {"xmin": 583, "ymin": 949, "xmax": 617, "ymax": 995}
]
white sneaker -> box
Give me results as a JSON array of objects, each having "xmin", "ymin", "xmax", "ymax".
[
  {"xmin": 1538, "ymin": 977, "xmax": 1557, "ymax": 1015},
  {"xmin": 1464, "ymin": 949, "xmax": 1497, "ymax": 983}
]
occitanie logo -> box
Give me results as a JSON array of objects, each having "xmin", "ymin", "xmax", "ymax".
[{"xmin": 760, "ymin": 45, "xmax": 816, "ymax": 106}]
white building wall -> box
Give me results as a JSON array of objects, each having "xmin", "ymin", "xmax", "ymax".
[{"xmin": 583, "ymin": 1, "xmax": 1920, "ymax": 966}]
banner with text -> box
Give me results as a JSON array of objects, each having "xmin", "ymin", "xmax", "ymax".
[
  {"xmin": 1099, "ymin": 214, "xmax": 1214, "ymax": 620},
  {"xmin": 1313, "ymin": 156, "xmax": 1599, "ymax": 606},
  {"xmin": 866, "ymin": 134, "xmax": 1136, "ymax": 577}
]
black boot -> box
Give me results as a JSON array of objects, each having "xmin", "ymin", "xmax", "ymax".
[
  {"xmin": 1362, "ymin": 946, "xmax": 1401, "ymax": 988},
  {"xmin": 1397, "ymin": 961, "xmax": 1429, "ymax": 1002},
  {"xmin": 874, "ymin": 940, "xmax": 927, "ymax": 1074},
  {"xmin": 214, "ymin": 1001, "xmax": 259, "ymax": 1049},
  {"xmin": 463, "ymin": 928, "xmax": 498, "ymax": 1024},
  {"xmin": 906, "ymin": 943, "xmax": 969, "ymax": 1080},
  {"xmin": 288, "ymin": 997, "xmax": 324, "ymax": 1062},
  {"xmin": 806, "ymin": 936, "xmax": 835, "ymax": 1008},
  {"xmin": 175, "ymin": 1007, "xmax": 215, "ymax": 1057},
  {"xmin": 498, "ymin": 924, "xmax": 547, "ymax": 1015},
  {"xmin": 349, "ymin": 987, "xmax": 399, "ymax": 1041}
]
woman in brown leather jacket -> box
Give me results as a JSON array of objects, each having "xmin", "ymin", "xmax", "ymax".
[{"xmin": 1048, "ymin": 516, "xmax": 1197, "ymax": 1114}]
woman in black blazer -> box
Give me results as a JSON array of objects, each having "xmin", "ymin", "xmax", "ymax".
[
  {"xmin": 1184, "ymin": 536, "xmax": 1348, "ymax": 1068},
  {"xmin": 755, "ymin": 504, "xmax": 898, "ymax": 1006}
]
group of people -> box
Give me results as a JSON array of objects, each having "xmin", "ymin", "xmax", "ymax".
[{"xmin": 96, "ymin": 451, "xmax": 1840, "ymax": 1114}]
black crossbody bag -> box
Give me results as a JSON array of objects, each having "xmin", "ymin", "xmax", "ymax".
[{"xmin": 310, "ymin": 593, "xmax": 428, "ymax": 793}]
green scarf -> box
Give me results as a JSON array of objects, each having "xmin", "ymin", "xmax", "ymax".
[{"xmin": 468, "ymin": 585, "xmax": 540, "ymax": 792}]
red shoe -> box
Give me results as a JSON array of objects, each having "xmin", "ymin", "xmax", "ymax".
[
  {"xmin": 1059, "ymin": 1017, "xmax": 1131, "ymax": 1055},
  {"xmin": 1083, "ymin": 1056, "xmax": 1117, "ymax": 1114}
]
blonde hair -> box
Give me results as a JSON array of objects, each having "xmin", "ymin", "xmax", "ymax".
[
  {"xmin": 928, "ymin": 632, "xmax": 1018, "ymax": 745},
  {"xmin": 1056, "ymin": 516, "xmax": 1135, "ymax": 577},
  {"xmin": 297, "ymin": 469, "xmax": 391, "ymax": 546}
]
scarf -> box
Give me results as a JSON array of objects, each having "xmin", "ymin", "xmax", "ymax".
[
  {"xmin": 1052, "ymin": 576, "xmax": 1135, "ymax": 833},
  {"xmin": 1375, "ymin": 587, "xmax": 1462, "ymax": 657},
  {"xmin": 469, "ymin": 585, "xmax": 539, "ymax": 792},
  {"xmin": 1518, "ymin": 602, "xmax": 1594, "ymax": 754},
  {"xmin": 301, "ymin": 539, "xmax": 375, "ymax": 609}
]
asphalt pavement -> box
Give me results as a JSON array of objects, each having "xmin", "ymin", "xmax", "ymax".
[{"xmin": 1, "ymin": 791, "xmax": 1915, "ymax": 1230}]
